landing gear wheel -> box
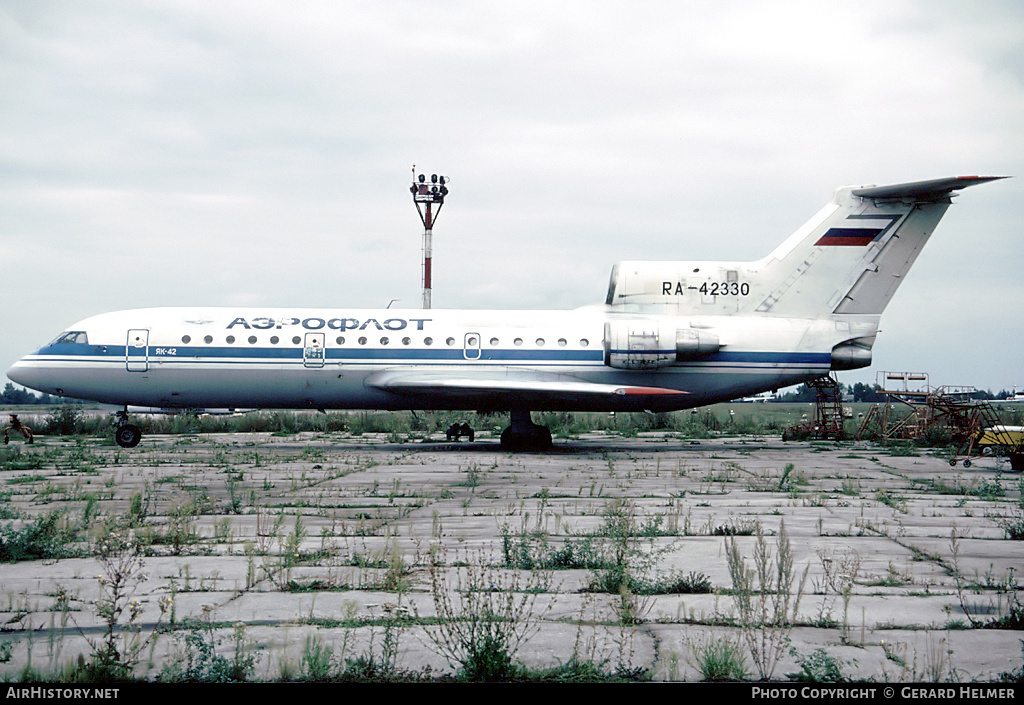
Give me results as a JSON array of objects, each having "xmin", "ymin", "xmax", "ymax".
[
  {"xmin": 500, "ymin": 410, "xmax": 553, "ymax": 452},
  {"xmin": 445, "ymin": 422, "xmax": 475, "ymax": 442},
  {"xmin": 115, "ymin": 424, "xmax": 142, "ymax": 448},
  {"xmin": 500, "ymin": 425, "xmax": 552, "ymax": 452},
  {"xmin": 963, "ymin": 458, "xmax": 972, "ymax": 468},
  {"xmin": 1011, "ymin": 454, "xmax": 1024, "ymax": 473}
]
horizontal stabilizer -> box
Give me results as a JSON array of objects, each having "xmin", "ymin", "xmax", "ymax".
[{"xmin": 852, "ymin": 176, "xmax": 1007, "ymax": 202}]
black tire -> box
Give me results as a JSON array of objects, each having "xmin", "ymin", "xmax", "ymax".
[
  {"xmin": 1010, "ymin": 453, "xmax": 1024, "ymax": 473},
  {"xmin": 115, "ymin": 424, "xmax": 142, "ymax": 448},
  {"xmin": 500, "ymin": 423, "xmax": 552, "ymax": 452}
]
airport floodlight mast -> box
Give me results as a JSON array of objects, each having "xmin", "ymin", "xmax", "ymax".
[{"xmin": 410, "ymin": 167, "xmax": 449, "ymax": 309}]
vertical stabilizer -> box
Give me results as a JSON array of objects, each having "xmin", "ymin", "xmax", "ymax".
[
  {"xmin": 605, "ymin": 177, "xmax": 1004, "ymax": 318},
  {"xmin": 755, "ymin": 176, "xmax": 1003, "ymax": 318}
]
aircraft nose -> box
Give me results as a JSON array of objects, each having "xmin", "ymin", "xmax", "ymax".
[{"xmin": 7, "ymin": 358, "xmax": 44, "ymax": 393}]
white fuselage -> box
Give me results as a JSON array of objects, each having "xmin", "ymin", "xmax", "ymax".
[{"xmin": 7, "ymin": 305, "xmax": 849, "ymax": 412}]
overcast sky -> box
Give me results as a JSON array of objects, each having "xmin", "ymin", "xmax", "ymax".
[{"xmin": 2, "ymin": 0, "xmax": 1021, "ymax": 395}]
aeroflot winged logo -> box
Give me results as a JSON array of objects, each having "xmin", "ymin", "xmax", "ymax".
[
  {"xmin": 226, "ymin": 316, "xmax": 432, "ymax": 331},
  {"xmin": 814, "ymin": 214, "xmax": 902, "ymax": 247}
]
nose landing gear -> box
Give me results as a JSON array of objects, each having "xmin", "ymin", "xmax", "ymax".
[{"xmin": 114, "ymin": 408, "xmax": 142, "ymax": 448}]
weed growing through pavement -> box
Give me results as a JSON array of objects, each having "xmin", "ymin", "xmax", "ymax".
[
  {"xmin": 62, "ymin": 523, "xmax": 173, "ymax": 681},
  {"xmin": 948, "ymin": 526, "xmax": 1023, "ymax": 630},
  {"xmin": 724, "ymin": 520, "xmax": 808, "ymax": 680},
  {"xmin": 993, "ymin": 479, "xmax": 1024, "ymax": 539},
  {"xmin": 878, "ymin": 633, "xmax": 965, "ymax": 683},
  {"xmin": 687, "ymin": 634, "xmax": 748, "ymax": 681},
  {"xmin": 811, "ymin": 547, "xmax": 862, "ymax": 637},
  {"xmin": 159, "ymin": 611, "xmax": 258, "ymax": 682},
  {"xmin": 499, "ymin": 497, "xmax": 712, "ymax": 602},
  {"xmin": 424, "ymin": 545, "xmax": 554, "ymax": 681},
  {"xmin": 786, "ymin": 647, "xmax": 852, "ymax": 682}
]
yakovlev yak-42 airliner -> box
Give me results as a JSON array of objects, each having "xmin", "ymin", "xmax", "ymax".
[{"xmin": 7, "ymin": 176, "xmax": 1006, "ymax": 450}]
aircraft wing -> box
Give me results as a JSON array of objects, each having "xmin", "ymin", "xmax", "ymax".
[{"xmin": 365, "ymin": 368, "xmax": 688, "ymax": 407}]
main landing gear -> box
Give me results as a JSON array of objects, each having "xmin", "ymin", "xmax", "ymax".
[
  {"xmin": 446, "ymin": 422, "xmax": 475, "ymax": 442},
  {"xmin": 500, "ymin": 410, "xmax": 552, "ymax": 452},
  {"xmin": 114, "ymin": 408, "xmax": 142, "ymax": 448}
]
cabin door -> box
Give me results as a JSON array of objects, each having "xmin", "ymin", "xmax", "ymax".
[
  {"xmin": 303, "ymin": 332, "xmax": 326, "ymax": 368},
  {"xmin": 463, "ymin": 332, "xmax": 482, "ymax": 360},
  {"xmin": 126, "ymin": 329, "xmax": 150, "ymax": 372}
]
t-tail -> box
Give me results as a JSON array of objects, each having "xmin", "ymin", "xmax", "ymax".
[
  {"xmin": 752, "ymin": 176, "xmax": 1006, "ymax": 318},
  {"xmin": 605, "ymin": 176, "xmax": 1006, "ymax": 370}
]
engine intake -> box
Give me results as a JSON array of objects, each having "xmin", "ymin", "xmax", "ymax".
[{"xmin": 604, "ymin": 321, "xmax": 720, "ymax": 370}]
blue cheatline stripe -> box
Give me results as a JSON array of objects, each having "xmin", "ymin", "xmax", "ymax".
[
  {"xmin": 606, "ymin": 350, "xmax": 831, "ymax": 365},
  {"xmin": 35, "ymin": 344, "xmax": 604, "ymax": 363},
  {"xmin": 28, "ymin": 346, "xmax": 832, "ymax": 368},
  {"xmin": 708, "ymin": 351, "xmax": 830, "ymax": 364}
]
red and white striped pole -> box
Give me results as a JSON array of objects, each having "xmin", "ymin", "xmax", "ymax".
[
  {"xmin": 422, "ymin": 200, "xmax": 433, "ymax": 309},
  {"xmin": 411, "ymin": 168, "xmax": 448, "ymax": 310}
]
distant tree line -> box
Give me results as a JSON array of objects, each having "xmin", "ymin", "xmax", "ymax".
[
  {"xmin": 773, "ymin": 382, "xmax": 890, "ymax": 403},
  {"xmin": 773, "ymin": 381, "xmax": 1014, "ymax": 403},
  {"xmin": 2, "ymin": 383, "xmax": 59, "ymax": 406}
]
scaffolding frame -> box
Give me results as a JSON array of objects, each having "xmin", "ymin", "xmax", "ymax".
[
  {"xmin": 856, "ymin": 371, "xmax": 1023, "ymax": 468},
  {"xmin": 783, "ymin": 374, "xmax": 847, "ymax": 441}
]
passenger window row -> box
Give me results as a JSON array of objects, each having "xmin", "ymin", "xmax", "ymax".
[{"xmin": 179, "ymin": 335, "xmax": 591, "ymax": 348}]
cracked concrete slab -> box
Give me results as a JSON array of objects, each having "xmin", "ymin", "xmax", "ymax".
[{"xmin": 0, "ymin": 430, "xmax": 1021, "ymax": 682}]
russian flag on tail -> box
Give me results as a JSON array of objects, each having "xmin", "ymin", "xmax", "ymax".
[{"xmin": 814, "ymin": 227, "xmax": 884, "ymax": 246}]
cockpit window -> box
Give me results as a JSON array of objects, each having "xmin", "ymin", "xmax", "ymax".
[{"xmin": 51, "ymin": 331, "xmax": 89, "ymax": 345}]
